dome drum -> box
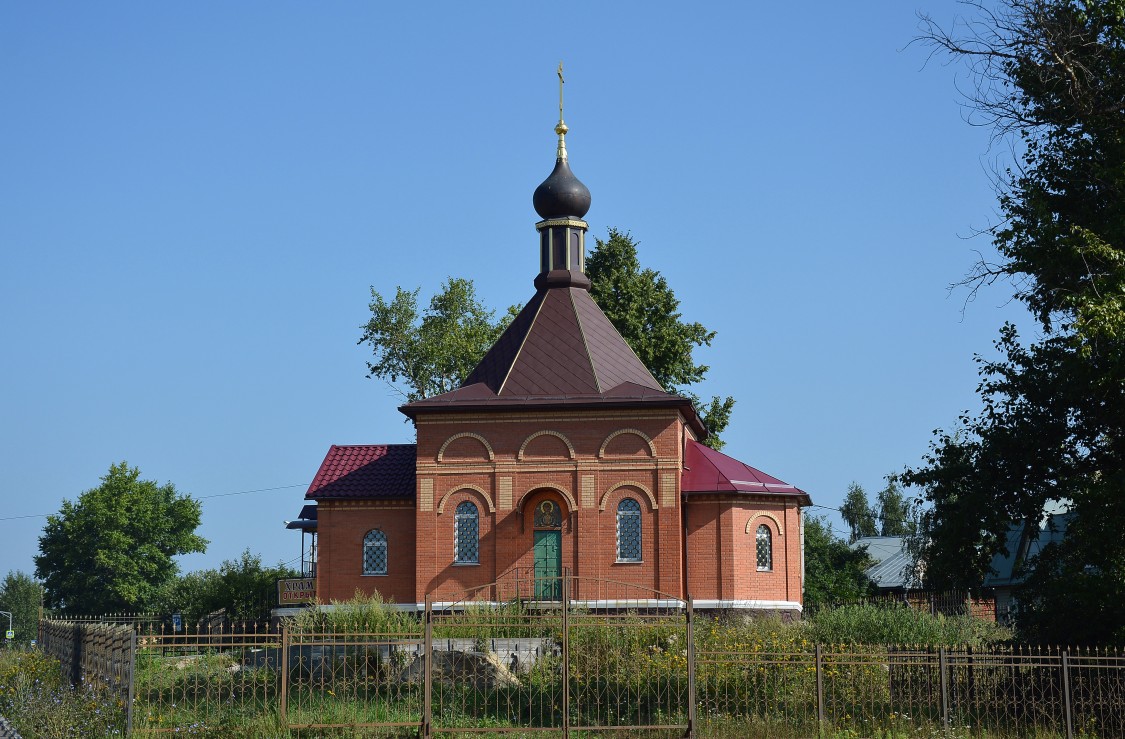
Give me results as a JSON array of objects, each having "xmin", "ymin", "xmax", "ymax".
[{"xmin": 537, "ymin": 218, "xmax": 588, "ymax": 276}]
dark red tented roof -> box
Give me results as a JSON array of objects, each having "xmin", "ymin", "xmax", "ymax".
[
  {"xmin": 401, "ymin": 287, "xmax": 705, "ymax": 436},
  {"xmin": 305, "ymin": 444, "xmax": 416, "ymax": 501},
  {"xmin": 681, "ymin": 440, "xmax": 811, "ymax": 505}
]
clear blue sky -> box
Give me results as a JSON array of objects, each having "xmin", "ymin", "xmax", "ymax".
[{"xmin": 1, "ymin": 1, "xmax": 1028, "ymax": 581}]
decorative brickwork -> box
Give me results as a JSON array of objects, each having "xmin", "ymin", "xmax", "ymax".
[
  {"xmin": 598, "ymin": 481, "xmax": 658, "ymax": 511},
  {"xmin": 599, "ymin": 429, "xmax": 657, "ymax": 458}
]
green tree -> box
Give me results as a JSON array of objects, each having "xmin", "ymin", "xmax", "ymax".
[
  {"xmin": 359, "ymin": 277, "xmax": 510, "ymax": 403},
  {"xmin": 875, "ymin": 475, "xmax": 913, "ymax": 537},
  {"xmin": 839, "ymin": 482, "xmax": 878, "ymax": 543},
  {"xmin": 35, "ymin": 462, "xmax": 207, "ymax": 615},
  {"xmin": 586, "ymin": 229, "xmax": 736, "ymax": 448},
  {"xmin": 907, "ymin": 0, "xmax": 1125, "ymax": 643},
  {"xmin": 802, "ymin": 516, "xmax": 875, "ymax": 610},
  {"xmin": 0, "ymin": 571, "xmax": 43, "ymax": 646},
  {"xmin": 151, "ymin": 550, "xmax": 299, "ymax": 623}
]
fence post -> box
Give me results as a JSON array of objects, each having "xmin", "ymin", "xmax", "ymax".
[
  {"xmin": 279, "ymin": 624, "xmax": 289, "ymax": 729},
  {"xmin": 562, "ymin": 569, "xmax": 570, "ymax": 739},
  {"xmin": 423, "ymin": 598, "xmax": 433, "ymax": 739},
  {"xmin": 966, "ymin": 644, "xmax": 975, "ymax": 711},
  {"xmin": 939, "ymin": 647, "xmax": 950, "ymax": 730},
  {"xmin": 1061, "ymin": 649, "xmax": 1073, "ymax": 739},
  {"xmin": 126, "ymin": 628, "xmax": 135, "ymax": 738},
  {"xmin": 685, "ymin": 597, "xmax": 697, "ymax": 739},
  {"xmin": 815, "ymin": 643, "xmax": 825, "ymax": 731}
]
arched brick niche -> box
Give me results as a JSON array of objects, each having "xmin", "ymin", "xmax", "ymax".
[
  {"xmin": 518, "ymin": 430, "xmax": 575, "ymax": 460},
  {"xmin": 437, "ymin": 433, "xmax": 494, "ymax": 463},
  {"xmin": 598, "ymin": 429, "xmax": 656, "ymax": 458}
]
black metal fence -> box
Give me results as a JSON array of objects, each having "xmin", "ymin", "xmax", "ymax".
[{"xmin": 37, "ymin": 578, "xmax": 1125, "ymax": 738}]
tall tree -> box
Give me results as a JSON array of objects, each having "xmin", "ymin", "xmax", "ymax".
[
  {"xmin": 840, "ymin": 482, "xmax": 878, "ymax": 543},
  {"xmin": 359, "ymin": 277, "xmax": 510, "ymax": 403},
  {"xmin": 907, "ymin": 0, "xmax": 1125, "ymax": 643},
  {"xmin": 0, "ymin": 571, "xmax": 43, "ymax": 646},
  {"xmin": 35, "ymin": 462, "xmax": 207, "ymax": 614},
  {"xmin": 802, "ymin": 516, "xmax": 875, "ymax": 610},
  {"xmin": 587, "ymin": 229, "xmax": 736, "ymax": 448},
  {"xmin": 875, "ymin": 475, "xmax": 913, "ymax": 537}
]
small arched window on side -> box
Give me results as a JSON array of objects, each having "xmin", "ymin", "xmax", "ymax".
[
  {"xmin": 756, "ymin": 524, "xmax": 773, "ymax": 572},
  {"xmin": 363, "ymin": 529, "xmax": 388, "ymax": 576},
  {"xmin": 616, "ymin": 498, "xmax": 642, "ymax": 562},
  {"xmin": 454, "ymin": 501, "xmax": 480, "ymax": 564}
]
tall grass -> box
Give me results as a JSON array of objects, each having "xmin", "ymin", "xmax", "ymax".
[
  {"xmin": 809, "ymin": 604, "xmax": 1013, "ymax": 647},
  {"xmin": 285, "ymin": 590, "xmax": 418, "ymax": 634},
  {"xmin": 0, "ymin": 648, "xmax": 126, "ymax": 738}
]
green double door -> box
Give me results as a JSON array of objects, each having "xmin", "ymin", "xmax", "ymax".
[{"xmin": 533, "ymin": 530, "xmax": 561, "ymax": 601}]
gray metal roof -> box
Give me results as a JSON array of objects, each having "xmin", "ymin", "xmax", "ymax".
[{"xmin": 852, "ymin": 536, "xmax": 921, "ymax": 590}]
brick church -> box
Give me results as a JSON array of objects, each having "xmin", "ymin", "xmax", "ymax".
[{"xmin": 295, "ymin": 103, "xmax": 811, "ymax": 615}]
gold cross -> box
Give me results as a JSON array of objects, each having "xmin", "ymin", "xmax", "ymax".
[{"xmin": 557, "ymin": 61, "xmax": 564, "ymax": 123}]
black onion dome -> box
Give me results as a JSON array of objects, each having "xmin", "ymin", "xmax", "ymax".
[{"xmin": 533, "ymin": 158, "xmax": 591, "ymax": 219}]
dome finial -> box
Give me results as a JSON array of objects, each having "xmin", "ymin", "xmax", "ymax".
[
  {"xmin": 556, "ymin": 61, "xmax": 568, "ymax": 161},
  {"xmin": 533, "ymin": 63, "xmax": 590, "ymax": 221}
]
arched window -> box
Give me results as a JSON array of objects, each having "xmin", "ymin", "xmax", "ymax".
[
  {"xmin": 363, "ymin": 529, "xmax": 387, "ymax": 575},
  {"xmin": 756, "ymin": 524, "xmax": 773, "ymax": 571},
  {"xmin": 454, "ymin": 501, "xmax": 479, "ymax": 564},
  {"xmin": 616, "ymin": 498, "xmax": 642, "ymax": 562}
]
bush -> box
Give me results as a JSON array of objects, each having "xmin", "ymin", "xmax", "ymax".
[
  {"xmin": 809, "ymin": 604, "xmax": 1012, "ymax": 647},
  {"xmin": 285, "ymin": 590, "xmax": 418, "ymax": 635}
]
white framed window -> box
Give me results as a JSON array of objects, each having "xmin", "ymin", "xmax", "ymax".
[
  {"xmin": 616, "ymin": 498, "xmax": 642, "ymax": 562},
  {"xmin": 454, "ymin": 501, "xmax": 479, "ymax": 564},
  {"xmin": 363, "ymin": 529, "xmax": 388, "ymax": 575},
  {"xmin": 756, "ymin": 524, "xmax": 773, "ymax": 571}
]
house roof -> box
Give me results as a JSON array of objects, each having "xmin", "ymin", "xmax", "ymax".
[
  {"xmin": 305, "ymin": 444, "xmax": 416, "ymax": 501},
  {"xmin": 983, "ymin": 512, "xmax": 1072, "ymax": 588},
  {"xmin": 852, "ymin": 536, "xmax": 919, "ymax": 590},
  {"xmin": 681, "ymin": 440, "xmax": 811, "ymax": 505},
  {"xmin": 401, "ymin": 287, "xmax": 705, "ymax": 435}
]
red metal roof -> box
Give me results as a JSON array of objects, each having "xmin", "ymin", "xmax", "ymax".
[
  {"xmin": 681, "ymin": 440, "xmax": 811, "ymax": 505},
  {"xmin": 305, "ymin": 444, "xmax": 416, "ymax": 500}
]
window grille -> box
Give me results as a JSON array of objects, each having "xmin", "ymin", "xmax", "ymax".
[
  {"xmin": 363, "ymin": 529, "xmax": 387, "ymax": 575},
  {"xmin": 756, "ymin": 523, "xmax": 772, "ymax": 571},
  {"xmin": 616, "ymin": 498, "xmax": 642, "ymax": 562},
  {"xmin": 455, "ymin": 501, "xmax": 479, "ymax": 564}
]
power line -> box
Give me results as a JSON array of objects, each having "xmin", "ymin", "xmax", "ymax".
[{"xmin": 0, "ymin": 483, "xmax": 309, "ymax": 523}]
